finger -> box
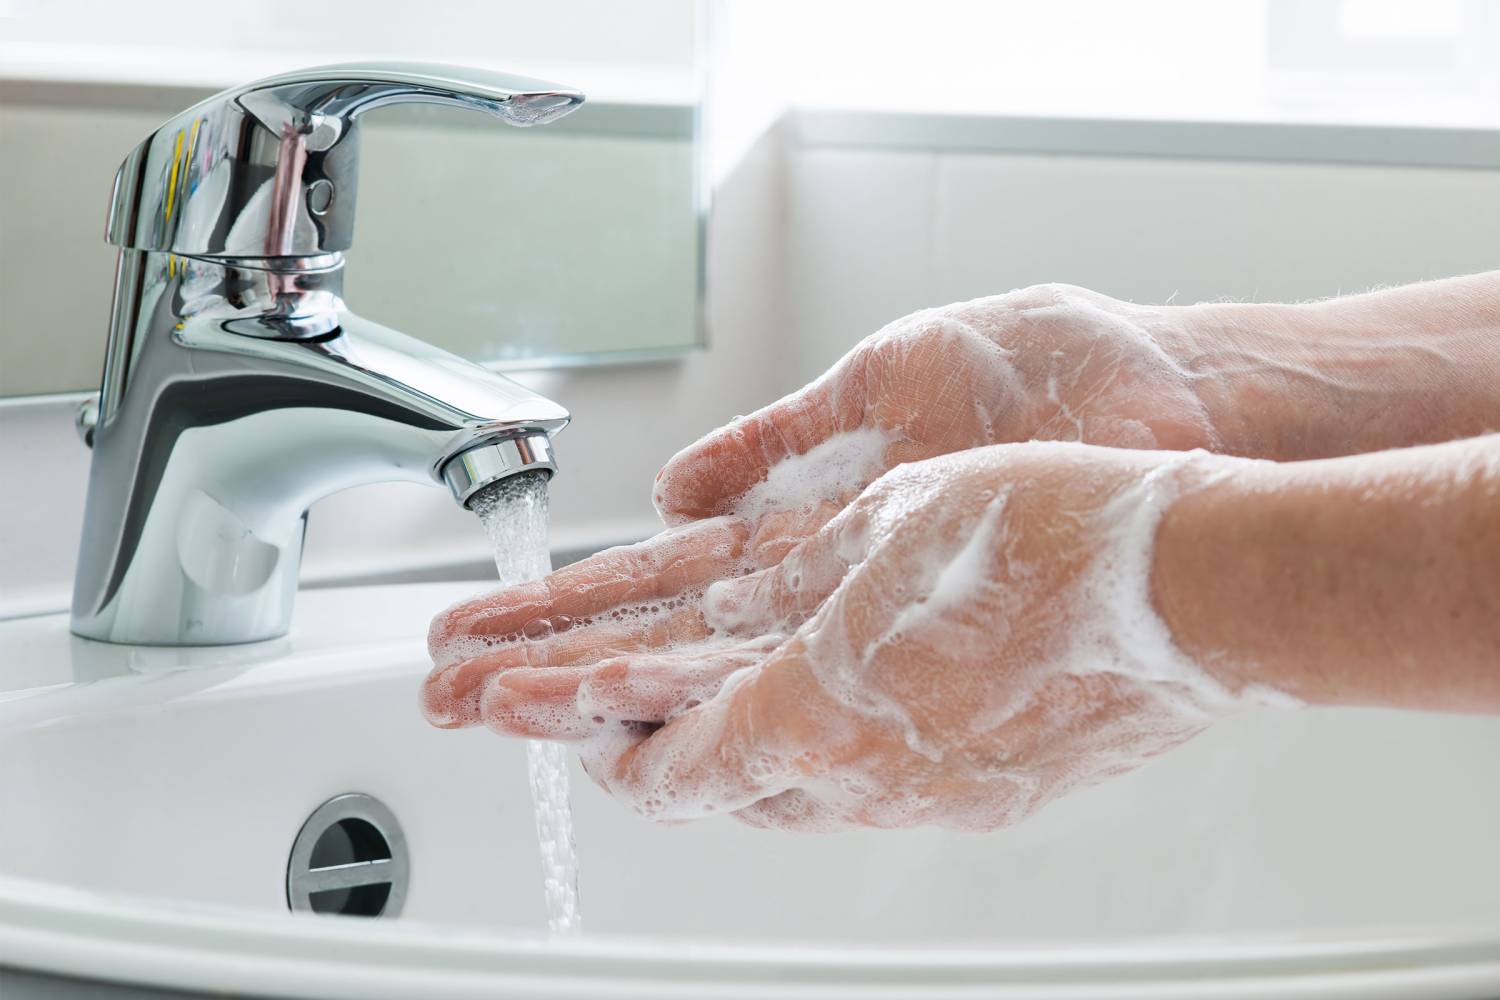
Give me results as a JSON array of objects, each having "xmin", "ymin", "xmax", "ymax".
[
  {"xmin": 703, "ymin": 515, "xmax": 858, "ymax": 635},
  {"xmin": 429, "ymin": 517, "xmax": 747, "ymax": 664},
  {"xmin": 423, "ymin": 643, "xmax": 533, "ymax": 728},
  {"xmin": 744, "ymin": 498, "xmax": 846, "ymax": 567},
  {"xmin": 733, "ymin": 789, "xmax": 850, "ymax": 832},
  {"xmin": 652, "ymin": 350, "xmax": 871, "ymax": 524},
  {"xmin": 478, "ymin": 665, "xmax": 600, "ymax": 739},
  {"xmin": 422, "ymin": 606, "xmax": 712, "ymax": 728},
  {"xmin": 480, "ymin": 637, "xmax": 782, "ymax": 739},
  {"xmin": 576, "ymin": 636, "xmax": 783, "ymax": 724},
  {"xmin": 578, "ymin": 724, "xmax": 654, "ymax": 795},
  {"xmin": 602, "ymin": 646, "xmax": 821, "ymax": 822}
]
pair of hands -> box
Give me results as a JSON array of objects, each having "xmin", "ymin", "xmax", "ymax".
[{"xmin": 424, "ymin": 284, "xmax": 1259, "ymax": 830}]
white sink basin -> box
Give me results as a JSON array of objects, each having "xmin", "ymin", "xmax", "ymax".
[{"xmin": 3, "ymin": 582, "xmax": 1500, "ymax": 998}]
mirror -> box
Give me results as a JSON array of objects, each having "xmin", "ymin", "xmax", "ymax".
[{"xmin": 0, "ymin": 0, "xmax": 704, "ymax": 397}]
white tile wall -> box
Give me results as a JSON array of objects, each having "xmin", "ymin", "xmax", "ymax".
[
  {"xmin": 931, "ymin": 153, "xmax": 1500, "ymax": 307},
  {"xmin": 785, "ymin": 149, "xmax": 937, "ymax": 378},
  {"xmin": 786, "ymin": 146, "xmax": 1500, "ymax": 386}
]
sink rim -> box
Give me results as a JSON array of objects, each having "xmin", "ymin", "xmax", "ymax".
[
  {"xmin": 3, "ymin": 873, "xmax": 1500, "ymax": 999},
  {"xmin": 0, "ymin": 580, "xmax": 484, "ymax": 704}
]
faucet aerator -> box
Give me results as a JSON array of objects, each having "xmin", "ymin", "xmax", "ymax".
[{"xmin": 442, "ymin": 433, "xmax": 558, "ymax": 509}]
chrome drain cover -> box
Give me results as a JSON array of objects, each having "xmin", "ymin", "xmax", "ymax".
[{"xmin": 287, "ymin": 793, "xmax": 408, "ymax": 917}]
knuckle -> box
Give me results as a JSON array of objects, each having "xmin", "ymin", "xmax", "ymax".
[
  {"xmin": 1008, "ymin": 281, "xmax": 1085, "ymax": 309},
  {"xmin": 578, "ymin": 661, "xmax": 632, "ymax": 708},
  {"xmin": 593, "ymin": 659, "xmax": 632, "ymax": 684}
]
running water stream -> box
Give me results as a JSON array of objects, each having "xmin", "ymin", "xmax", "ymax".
[{"xmin": 469, "ymin": 473, "xmax": 581, "ymax": 934}]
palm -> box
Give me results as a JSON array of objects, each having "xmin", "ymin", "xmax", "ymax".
[{"xmin": 654, "ymin": 287, "xmax": 1215, "ymax": 557}]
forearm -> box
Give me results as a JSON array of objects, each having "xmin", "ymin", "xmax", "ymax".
[
  {"xmin": 1157, "ymin": 272, "xmax": 1500, "ymax": 460},
  {"xmin": 1153, "ymin": 435, "xmax": 1500, "ymax": 712}
]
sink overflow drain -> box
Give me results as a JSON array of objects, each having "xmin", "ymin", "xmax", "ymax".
[{"xmin": 287, "ymin": 793, "xmax": 408, "ymax": 917}]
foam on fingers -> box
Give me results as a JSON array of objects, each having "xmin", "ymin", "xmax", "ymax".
[
  {"xmin": 428, "ymin": 517, "xmax": 750, "ymax": 669},
  {"xmin": 596, "ymin": 668, "xmax": 800, "ymax": 822},
  {"xmin": 733, "ymin": 789, "xmax": 849, "ymax": 832},
  {"xmin": 481, "ymin": 667, "xmax": 599, "ymax": 740},
  {"xmin": 576, "ymin": 636, "xmax": 782, "ymax": 726},
  {"xmin": 422, "ymin": 644, "xmax": 533, "ymax": 728},
  {"xmin": 652, "ymin": 358, "xmax": 869, "ymax": 523},
  {"xmin": 702, "ymin": 528, "xmax": 853, "ymax": 638}
]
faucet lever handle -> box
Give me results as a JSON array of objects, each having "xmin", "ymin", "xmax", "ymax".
[{"xmin": 105, "ymin": 62, "xmax": 584, "ymax": 258}]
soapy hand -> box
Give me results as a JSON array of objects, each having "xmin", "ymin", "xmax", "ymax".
[
  {"xmin": 427, "ymin": 443, "xmax": 1259, "ymax": 830},
  {"xmin": 653, "ymin": 284, "xmax": 1220, "ymax": 565}
]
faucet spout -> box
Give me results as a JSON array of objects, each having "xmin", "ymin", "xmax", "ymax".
[{"xmin": 71, "ymin": 251, "xmax": 568, "ymax": 646}]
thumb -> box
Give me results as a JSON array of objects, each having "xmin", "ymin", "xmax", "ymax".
[
  {"xmin": 702, "ymin": 519, "xmax": 855, "ymax": 635},
  {"xmin": 591, "ymin": 646, "xmax": 821, "ymax": 822},
  {"xmin": 652, "ymin": 352, "xmax": 871, "ymax": 525}
]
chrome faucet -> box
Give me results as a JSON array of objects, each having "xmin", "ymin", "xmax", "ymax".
[{"xmin": 71, "ymin": 64, "xmax": 581, "ymax": 646}]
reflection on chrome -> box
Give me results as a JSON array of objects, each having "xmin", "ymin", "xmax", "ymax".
[{"xmin": 72, "ymin": 64, "xmax": 582, "ymax": 647}]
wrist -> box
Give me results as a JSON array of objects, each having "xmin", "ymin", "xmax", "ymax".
[
  {"xmin": 1158, "ymin": 279, "xmax": 1500, "ymax": 461},
  {"xmin": 1148, "ymin": 455, "xmax": 1301, "ymax": 701},
  {"xmin": 1152, "ymin": 300, "xmax": 1367, "ymax": 461},
  {"xmin": 1077, "ymin": 448, "xmax": 1288, "ymax": 713},
  {"xmin": 1150, "ymin": 438, "xmax": 1500, "ymax": 712}
]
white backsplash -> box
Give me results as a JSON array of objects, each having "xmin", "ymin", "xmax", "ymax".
[{"xmin": 785, "ymin": 144, "xmax": 1500, "ymax": 384}]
